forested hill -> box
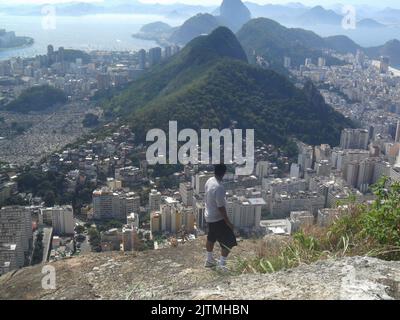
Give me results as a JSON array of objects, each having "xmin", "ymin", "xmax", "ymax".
[
  {"xmin": 3, "ymin": 85, "xmax": 67, "ymax": 113},
  {"xmin": 102, "ymin": 27, "xmax": 353, "ymax": 149}
]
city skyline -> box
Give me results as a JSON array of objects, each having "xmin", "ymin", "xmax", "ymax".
[{"xmin": 1, "ymin": 0, "xmax": 400, "ymax": 302}]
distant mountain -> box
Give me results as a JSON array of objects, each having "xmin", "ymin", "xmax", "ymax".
[
  {"xmin": 166, "ymin": 10, "xmax": 188, "ymax": 20},
  {"xmin": 0, "ymin": 1, "xmax": 216, "ymax": 17},
  {"xmin": 236, "ymin": 18, "xmax": 344, "ymax": 71},
  {"xmin": 365, "ymin": 39, "xmax": 400, "ymax": 68},
  {"xmin": 62, "ymin": 49, "xmax": 92, "ymax": 64},
  {"xmin": 219, "ymin": 0, "xmax": 251, "ymax": 32},
  {"xmin": 374, "ymin": 7, "xmax": 400, "ymax": 24},
  {"xmin": 0, "ymin": 30, "xmax": 33, "ymax": 50},
  {"xmin": 236, "ymin": 17, "xmax": 400, "ymax": 69},
  {"xmin": 132, "ymin": 22, "xmax": 176, "ymax": 45},
  {"xmin": 102, "ymin": 27, "xmax": 352, "ymax": 149},
  {"xmin": 324, "ymin": 35, "xmax": 362, "ymax": 54},
  {"xmin": 169, "ymin": 13, "xmax": 221, "ymax": 45},
  {"xmin": 244, "ymin": 2, "xmax": 308, "ymax": 23},
  {"xmin": 140, "ymin": 22, "xmax": 172, "ymax": 34},
  {"xmin": 167, "ymin": 0, "xmax": 251, "ymax": 44},
  {"xmin": 55, "ymin": 2, "xmax": 105, "ymax": 16},
  {"xmin": 297, "ymin": 5, "xmax": 343, "ymax": 26},
  {"xmin": 358, "ymin": 18, "xmax": 386, "ymax": 28}
]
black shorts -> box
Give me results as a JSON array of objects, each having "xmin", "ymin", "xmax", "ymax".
[{"xmin": 207, "ymin": 220, "xmax": 237, "ymax": 250}]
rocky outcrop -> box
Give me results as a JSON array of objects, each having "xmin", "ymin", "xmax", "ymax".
[
  {"xmin": 189, "ymin": 256, "xmax": 400, "ymax": 300},
  {"xmin": 219, "ymin": 0, "xmax": 251, "ymax": 32},
  {"xmin": 0, "ymin": 238, "xmax": 399, "ymax": 300}
]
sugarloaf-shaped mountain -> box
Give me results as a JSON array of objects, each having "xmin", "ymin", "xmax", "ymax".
[
  {"xmin": 103, "ymin": 27, "xmax": 353, "ymax": 149},
  {"xmin": 219, "ymin": 0, "xmax": 251, "ymax": 32}
]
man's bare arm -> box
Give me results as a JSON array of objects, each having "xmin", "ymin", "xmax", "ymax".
[{"xmin": 218, "ymin": 206, "xmax": 234, "ymax": 230}]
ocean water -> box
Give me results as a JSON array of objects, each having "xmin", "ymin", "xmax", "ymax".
[
  {"xmin": 285, "ymin": 23, "xmax": 400, "ymax": 48},
  {"xmin": 0, "ymin": 13, "xmax": 397, "ymax": 61},
  {"xmin": 0, "ymin": 14, "xmax": 184, "ymax": 60}
]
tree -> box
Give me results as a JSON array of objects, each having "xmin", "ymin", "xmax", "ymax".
[
  {"xmin": 44, "ymin": 191, "xmax": 56, "ymax": 207},
  {"xmin": 75, "ymin": 225, "xmax": 85, "ymax": 234},
  {"xmin": 83, "ymin": 113, "xmax": 100, "ymax": 128},
  {"xmin": 88, "ymin": 228, "xmax": 101, "ymax": 252}
]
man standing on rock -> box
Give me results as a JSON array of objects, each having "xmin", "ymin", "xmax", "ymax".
[{"xmin": 204, "ymin": 164, "xmax": 237, "ymax": 271}]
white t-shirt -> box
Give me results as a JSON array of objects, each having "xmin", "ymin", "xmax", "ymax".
[{"xmin": 204, "ymin": 177, "xmax": 226, "ymax": 223}]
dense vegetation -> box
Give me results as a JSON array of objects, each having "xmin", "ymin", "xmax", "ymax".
[
  {"xmin": 82, "ymin": 113, "xmax": 100, "ymax": 127},
  {"xmin": 16, "ymin": 168, "xmax": 95, "ymax": 212},
  {"xmin": 236, "ymin": 177, "xmax": 400, "ymax": 274},
  {"xmin": 139, "ymin": 21, "xmax": 172, "ymax": 34},
  {"xmin": 63, "ymin": 49, "xmax": 91, "ymax": 64},
  {"xmin": 236, "ymin": 18, "xmax": 346, "ymax": 70},
  {"xmin": 4, "ymin": 85, "xmax": 67, "ymax": 113},
  {"xmin": 324, "ymin": 35, "xmax": 361, "ymax": 54},
  {"xmin": 32, "ymin": 231, "xmax": 44, "ymax": 265},
  {"xmin": 103, "ymin": 27, "xmax": 352, "ymax": 149},
  {"xmin": 365, "ymin": 39, "xmax": 400, "ymax": 68},
  {"xmin": 169, "ymin": 13, "xmax": 221, "ymax": 45},
  {"xmin": 88, "ymin": 227, "xmax": 101, "ymax": 252}
]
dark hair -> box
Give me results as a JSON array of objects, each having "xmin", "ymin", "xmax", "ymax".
[{"xmin": 214, "ymin": 164, "xmax": 227, "ymax": 178}]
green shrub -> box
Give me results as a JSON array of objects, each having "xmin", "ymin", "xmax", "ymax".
[{"xmin": 236, "ymin": 177, "xmax": 400, "ymax": 274}]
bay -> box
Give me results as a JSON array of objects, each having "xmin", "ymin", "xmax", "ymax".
[{"xmin": 0, "ymin": 13, "xmax": 183, "ymax": 60}]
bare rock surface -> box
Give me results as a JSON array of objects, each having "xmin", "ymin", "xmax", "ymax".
[{"xmin": 0, "ymin": 238, "xmax": 399, "ymax": 300}]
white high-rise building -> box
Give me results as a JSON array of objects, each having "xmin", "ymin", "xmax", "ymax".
[
  {"xmin": 122, "ymin": 227, "xmax": 137, "ymax": 252},
  {"xmin": 290, "ymin": 163, "xmax": 300, "ymax": 179},
  {"xmin": 340, "ymin": 129, "xmax": 369, "ymax": 150},
  {"xmin": 194, "ymin": 172, "xmax": 213, "ymax": 195},
  {"xmin": 284, "ymin": 56, "xmax": 291, "ymax": 69},
  {"xmin": 318, "ymin": 57, "xmax": 326, "ymax": 67},
  {"xmin": 226, "ymin": 196, "xmax": 265, "ymax": 230},
  {"xmin": 179, "ymin": 182, "xmax": 193, "ymax": 206},
  {"xmin": 127, "ymin": 212, "xmax": 140, "ymax": 229},
  {"xmin": 149, "ymin": 189, "xmax": 161, "ymax": 212},
  {"xmin": 93, "ymin": 188, "xmax": 139, "ymax": 220},
  {"xmin": 256, "ymin": 161, "xmax": 271, "ymax": 179},
  {"xmin": 298, "ymin": 145, "xmax": 314, "ymax": 174},
  {"xmin": 40, "ymin": 206, "xmax": 75, "ymax": 235},
  {"xmin": 395, "ymin": 121, "xmax": 400, "ymax": 143},
  {"xmin": 0, "ymin": 206, "xmax": 32, "ymax": 275}
]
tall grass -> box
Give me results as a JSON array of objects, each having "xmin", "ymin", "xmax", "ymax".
[{"xmin": 235, "ymin": 178, "xmax": 400, "ymax": 274}]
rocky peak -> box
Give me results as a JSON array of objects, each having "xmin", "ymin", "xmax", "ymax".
[{"xmin": 219, "ymin": 0, "xmax": 251, "ymax": 32}]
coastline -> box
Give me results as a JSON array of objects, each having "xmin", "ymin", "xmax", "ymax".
[
  {"xmin": 132, "ymin": 33, "xmax": 174, "ymax": 48},
  {"xmin": 0, "ymin": 37, "xmax": 35, "ymax": 52}
]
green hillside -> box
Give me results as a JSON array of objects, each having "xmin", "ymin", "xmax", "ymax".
[
  {"xmin": 237, "ymin": 18, "xmax": 345, "ymax": 70},
  {"xmin": 169, "ymin": 13, "xmax": 221, "ymax": 45},
  {"xmin": 4, "ymin": 85, "xmax": 67, "ymax": 113},
  {"xmin": 105, "ymin": 27, "xmax": 247, "ymax": 114},
  {"xmin": 365, "ymin": 39, "xmax": 400, "ymax": 68},
  {"xmin": 103, "ymin": 27, "xmax": 353, "ymax": 149}
]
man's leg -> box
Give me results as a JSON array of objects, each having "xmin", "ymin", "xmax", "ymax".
[
  {"xmin": 205, "ymin": 240, "xmax": 217, "ymax": 267},
  {"xmin": 206, "ymin": 240, "xmax": 215, "ymax": 253},
  {"xmin": 219, "ymin": 247, "xmax": 230, "ymax": 267},
  {"xmin": 218, "ymin": 224, "xmax": 237, "ymax": 269}
]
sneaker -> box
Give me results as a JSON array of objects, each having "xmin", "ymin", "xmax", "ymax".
[
  {"xmin": 204, "ymin": 258, "xmax": 218, "ymax": 268},
  {"xmin": 216, "ymin": 264, "xmax": 229, "ymax": 273}
]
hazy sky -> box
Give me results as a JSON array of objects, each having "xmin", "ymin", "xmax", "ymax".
[{"xmin": 1, "ymin": 0, "xmax": 399, "ymax": 9}]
